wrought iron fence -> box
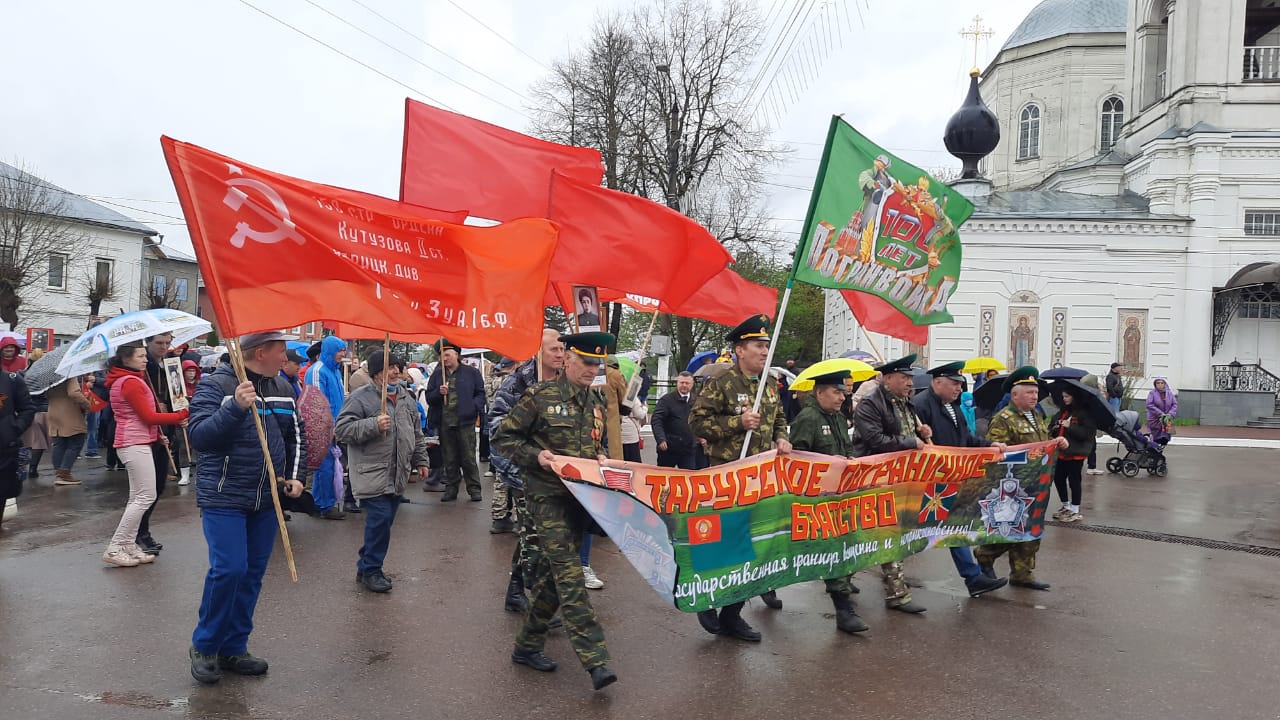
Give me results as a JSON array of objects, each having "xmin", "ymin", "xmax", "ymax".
[{"xmin": 1212, "ymin": 363, "xmax": 1280, "ymax": 393}]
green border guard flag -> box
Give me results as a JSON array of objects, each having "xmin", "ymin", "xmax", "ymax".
[{"xmin": 793, "ymin": 117, "xmax": 974, "ymax": 325}]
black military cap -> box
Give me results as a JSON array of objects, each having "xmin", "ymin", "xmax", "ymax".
[
  {"xmin": 1002, "ymin": 365, "xmax": 1043, "ymax": 393},
  {"xmin": 560, "ymin": 331, "xmax": 616, "ymax": 365},
  {"xmin": 810, "ymin": 369, "xmax": 852, "ymax": 387},
  {"xmin": 873, "ymin": 353, "xmax": 917, "ymax": 376},
  {"xmin": 927, "ymin": 361, "xmax": 966, "ymax": 381},
  {"xmin": 436, "ymin": 339, "xmax": 462, "ymax": 355},
  {"xmin": 285, "ymin": 349, "xmax": 305, "ymax": 364},
  {"xmin": 726, "ymin": 314, "xmax": 771, "ymax": 344}
]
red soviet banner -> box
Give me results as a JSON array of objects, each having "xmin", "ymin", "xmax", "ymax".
[{"xmin": 162, "ymin": 136, "xmax": 559, "ymax": 360}]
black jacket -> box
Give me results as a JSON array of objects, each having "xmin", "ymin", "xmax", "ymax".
[
  {"xmin": 651, "ymin": 390, "xmax": 695, "ymax": 451},
  {"xmin": 1105, "ymin": 371, "xmax": 1123, "ymax": 400},
  {"xmin": 1049, "ymin": 407, "xmax": 1098, "ymax": 458},
  {"xmin": 425, "ymin": 362, "xmax": 485, "ymax": 428},
  {"xmin": 853, "ymin": 385, "xmax": 922, "ymax": 456},
  {"xmin": 912, "ymin": 388, "xmax": 990, "ymax": 449},
  {"xmin": 0, "ymin": 371, "xmax": 35, "ymax": 499}
]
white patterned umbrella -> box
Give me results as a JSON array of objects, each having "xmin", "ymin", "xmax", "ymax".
[
  {"xmin": 55, "ymin": 309, "xmax": 212, "ymax": 379},
  {"xmin": 22, "ymin": 343, "xmax": 72, "ymax": 395}
]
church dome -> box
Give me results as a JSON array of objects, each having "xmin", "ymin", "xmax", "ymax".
[
  {"xmin": 1001, "ymin": 0, "xmax": 1127, "ymax": 51},
  {"xmin": 944, "ymin": 71, "xmax": 1000, "ymax": 179}
]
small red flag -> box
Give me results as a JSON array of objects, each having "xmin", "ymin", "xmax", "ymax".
[
  {"xmin": 840, "ymin": 290, "xmax": 929, "ymax": 344},
  {"xmin": 546, "ymin": 171, "xmax": 732, "ymax": 309},
  {"xmin": 399, "ymin": 99, "xmax": 603, "ymax": 222},
  {"xmin": 162, "ymin": 136, "xmax": 558, "ymax": 360}
]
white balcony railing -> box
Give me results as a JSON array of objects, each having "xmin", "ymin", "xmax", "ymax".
[{"xmin": 1244, "ymin": 46, "xmax": 1280, "ymax": 81}]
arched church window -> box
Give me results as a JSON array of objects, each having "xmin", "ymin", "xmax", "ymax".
[
  {"xmin": 1017, "ymin": 104, "xmax": 1040, "ymax": 160},
  {"xmin": 1100, "ymin": 96, "xmax": 1124, "ymax": 153}
]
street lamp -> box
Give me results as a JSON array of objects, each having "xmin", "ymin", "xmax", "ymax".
[{"xmin": 1229, "ymin": 358, "xmax": 1243, "ymax": 390}]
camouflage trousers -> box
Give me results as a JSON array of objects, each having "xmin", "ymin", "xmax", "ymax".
[
  {"xmin": 509, "ymin": 490, "xmax": 543, "ymax": 587},
  {"xmin": 823, "ymin": 575, "xmax": 856, "ymax": 595},
  {"xmin": 491, "ymin": 477, "xmax": 512, "ymax": 521},
  {"xmin": 514, "ymin": 491, "xmax": 609, "ymax": 671},
  {"xmin": 880, "ymin": 561, "xmax": 913, "ymax": 606},
  {"xmin": 974, "ymin": 539, "xmax": 1041, "ymax": 583}
]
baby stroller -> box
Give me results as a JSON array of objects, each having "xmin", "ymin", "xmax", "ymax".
[{"xmin": 1105, "ymin": 410, "xmax": 1168, "ymax": 477}]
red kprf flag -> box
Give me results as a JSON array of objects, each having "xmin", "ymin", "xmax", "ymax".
[
  {"xmin": 399, "ymin": 99, "xmax": 603, "ymax": 222},
  {"xmin": 162, "ymin": 136, "xmax": 558, "ymax": 359}
]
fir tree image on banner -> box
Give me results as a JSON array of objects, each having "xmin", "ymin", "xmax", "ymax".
[{"xmin": 793, "ymin": 116, "xmax": 974, "ymax": 326}]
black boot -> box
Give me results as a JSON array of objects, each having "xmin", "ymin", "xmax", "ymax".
[
  {"xmin": 760, "ymin": 590, "xmax": 782, "ymax": 609},
  {"xmin": 504, "ymin": 574, "xmax": 529, "ymax": 613},
  {"xmin": 717, "ymin": 605, "xmax": 761, "ymax": 642},
  {"xmin": 589, "ymin": 665, "xmax": 618, "ymax": 690},
  {"xmin": 28, "ymin": 449, "xmax": 43, "ymax": 478},
  {"xmin": 831, "ymin": 593, "xmax": 869, "ymax": 634}
]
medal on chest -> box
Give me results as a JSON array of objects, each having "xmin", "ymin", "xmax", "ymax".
[
  {"xmin": 591, "ymin": 406, "xmax": 603, "ymax": 441},
  {"xmin": 821, "ymin": 424, "xmax": 831, "ymax": 436}
]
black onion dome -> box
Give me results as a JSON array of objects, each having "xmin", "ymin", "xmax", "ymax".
[{"xmin": 944, "ymin": 70, "xmax": 1001, "ymax": 179}]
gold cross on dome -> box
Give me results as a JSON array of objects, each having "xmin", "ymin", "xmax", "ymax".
[{"xmin": 960, "ymin": 15, "xmax": 994, "ymax": 75}]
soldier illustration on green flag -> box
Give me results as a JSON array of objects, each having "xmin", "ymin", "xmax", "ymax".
[{"xmin": 794, "ymin": 116, "xmax": 974, "ymax": 325}]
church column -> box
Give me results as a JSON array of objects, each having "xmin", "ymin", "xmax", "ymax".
[{"xmin": 1181, "ymin": 137, "xmax": 1223, "ymax": 388}]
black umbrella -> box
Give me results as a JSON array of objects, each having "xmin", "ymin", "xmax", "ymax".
[
  {"xmin": 972, "ymin": 373, "xmax": 1050, "ymax": 411},
  {"xmin": 1041, "ymin": 366, "xmax": 1088, "ymax": 380},
  {"xmin": 1047, "ymin": 378, "xmax": 1115, "ymax": 432}
]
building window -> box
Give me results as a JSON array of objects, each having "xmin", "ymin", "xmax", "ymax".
[
  {"xmin": 1100, "ymin": 96, "xmax": 1124, "ymax": 153},
  {"xmin": 175, "ymin": 278, "xmax": 188, "ymax": 302},
  {"xmin": 1239, "ymin": 301, "xmax": 1280, "ymax": 319},
  {"xmin": 1245, "ymin": 210, "xmax": 1280, "ymax": 236},
  {"xmin": 1243, "ymin": 0, "xmax": 1280, "ymax": 81},
  {"xmin": 1017, "ymin": 104, "xmax": 1041, "ymax": 160},
  {"xmin": 95, "ymin": 258, "xmax": 113, "ymax": 292},
  {"xmin": 47, "ymin": 252, "xmax": 68, "ymax": 289},
  {"xmin": 152, "ymin": 274, "xmax": 167, "ymax": 295}
]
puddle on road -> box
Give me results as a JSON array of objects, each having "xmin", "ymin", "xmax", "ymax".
[{"xmin": 77, "ymin": 690, "xmax": 189, "ymax": 712}]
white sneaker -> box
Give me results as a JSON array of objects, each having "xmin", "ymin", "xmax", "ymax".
[
  {"xmin": 177, "ymin": 469, "xmax": 190, "ymax": 486},
  {"xmin": 1068, "ymin": 510, "xmax": 1084, "ymax": 523},
  {"xmin": 1086, "ymin": 468, "xmax": 1104, "ymax": 475},
  {"xmin": 582, "ymin": 566, "xmax": 604, "ymax": 590},
  {"xmin": 484, "ymin": 470, "xmax": 494, "ymax": 477},
  {"xmin": 1051, "ymin": 506, "xmax": 1072, "ymax": 521},
  {"xmin": 103, "ymin": 545, "xmax": 141, "ymax": 567},
  {"xmin": 123, "ymin": 543, "xmax": 156, "ymax": 564}
]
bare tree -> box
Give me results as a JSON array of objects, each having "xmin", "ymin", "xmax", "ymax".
[
  {"xmin": 142, "ymin": 274, "xmax": 180, "ymax": 310},
  {"xmin": 0, "ymin": 162, "xmax": 88, "ymax": 329},
  {"xmin": 81, "ymin": 262, "xmax": 119, "ymax": 327}
]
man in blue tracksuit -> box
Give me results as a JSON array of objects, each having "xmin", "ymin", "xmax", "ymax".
[
  {"xmin": 187, "ymin": 331, "xmax": 307, "ymax": 684},
  {"xmin": 305, "ymin": 335, "xmax": 348, "ymax": 519}
]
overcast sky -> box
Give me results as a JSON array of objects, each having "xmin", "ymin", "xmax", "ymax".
[{"xmin": 0, "ymin": 0, "xmax": 1043, "ymax": 255}]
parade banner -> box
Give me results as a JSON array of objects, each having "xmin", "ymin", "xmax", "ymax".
[
  {"xmin": 552, "ymin": 442, "xmax": 1057, "ymax": 612},
  {"xmin": 793, "ymin": 116, "xmax": 974, "ymax": 327},
  {"xmin": 162, "ymin": 137, "xmax": 558, "ymax": 360},
  {"xmin": 552, "ymin": 267, "xmax": 779, "ymax": 329}
]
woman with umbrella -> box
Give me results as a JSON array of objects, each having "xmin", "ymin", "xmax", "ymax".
[
  {"xmin": 102, "ymin": 343, "xmax": 189, "ymax": 566},
  {"xmin": 1047, "ymin": 382, "xmax": 1100, "ymax": 523}
]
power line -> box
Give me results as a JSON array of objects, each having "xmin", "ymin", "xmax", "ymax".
[
  {"xmin": 234, "ymin": 0, "xmax": 456, "ymax": 111},
  {"xmin": 311, "ymin": 0, "xmax": 533, "ymax": 110},
  {"xmin": 441, "ymin": 0, "xmax": 550, "ymax": 71}
]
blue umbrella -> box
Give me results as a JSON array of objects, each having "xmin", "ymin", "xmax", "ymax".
[
  {"xmin": 840, "ymin": 349, "xmax": 877, "ymax": 362},
  {"xmin": 686, "ymin": 351, "xmax": 718, "ymax": 373},
  {"xmin": 287, "ymin": 340, "xmax": 310, "ymax": 354},
  {"xmin": 1041, "ymin": 366, "xmax": 1089, "ymax": 380}
]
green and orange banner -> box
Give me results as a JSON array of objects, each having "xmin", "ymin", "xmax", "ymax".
[{"xmin": 553, "ymin": 442, "xmax": 1058, "ymax": 612}]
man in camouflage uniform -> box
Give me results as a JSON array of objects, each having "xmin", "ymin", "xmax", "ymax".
[
  {"xmin": 489, "ymin": 330, "xmax": 564, "ymax": 614},
  {"xmin": 788, "ymin": 369, "xmax": 869, "ymax": 634},
  {"xmin": 852, "ymin": 354, "xmax": 931, "ymax": 614},
  {"xmin": 689, "ymin": 314, "xmax": 792, "ymax": 642},
  {"xmin": 486, "ymin": 358, "xmax": 516, "ymax": 534},
  {"xmin": 492, "ymin": 331, "xmax": 618, "ymax": 692},
  {"xmin": 974, "ymin": 366, "xmax": 1068, "ymax": 591}
]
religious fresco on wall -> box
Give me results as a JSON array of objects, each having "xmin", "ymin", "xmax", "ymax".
[
  {"xmin": 1008, "ymin": 307, "xmax": 1038, "ymax": 369},
  {"xmin": 1116, "ymin": 309, "xmax": 1148, "ymax": 377}
]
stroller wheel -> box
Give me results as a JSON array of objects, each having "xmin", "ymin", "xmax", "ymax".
[
  {"xmin": 1154, "ymin": 459, "xmax": 1168, "ymax": 477},
  {"xmin": 1105, "ymin": 457, "xmax": 1122, "ymax": 474},
  {"xmin": 1121, "ymin": 459, "xmax": 1140, "ymax": 477}
]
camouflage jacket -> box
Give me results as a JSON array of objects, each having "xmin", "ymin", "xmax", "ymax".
[
  {"xmin": 690, "ymin": 365, "xmax": 787, "ymax": 465},
  {"xmin": 987, "ymin": 405, "xmax": 1050, "ymax": 445},
  {"xmin": 789, "ymin": 404, "xmax": 854, "ymax": 458},
  {"xmin": 491, "ymin": 374, "xmax": 606, "ymax": 496}
]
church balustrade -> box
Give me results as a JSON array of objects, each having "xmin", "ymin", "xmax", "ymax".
[
  {"xmin": 1212, "ymin": 363, "xmax": 1280, "ymax": 394},
  {"xmin": 1244, "ymin": 46, "xmax": 1280, "ymax": 81}
]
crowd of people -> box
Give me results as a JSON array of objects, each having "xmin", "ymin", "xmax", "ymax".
[{"xmin": 0, "ymin": 319, "xmax": 1184, "ymax": 692}]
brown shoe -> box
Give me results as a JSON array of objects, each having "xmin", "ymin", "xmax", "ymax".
[{"xmin": 54, "ymin": 469, "xmax": 81, "ymax": 486}]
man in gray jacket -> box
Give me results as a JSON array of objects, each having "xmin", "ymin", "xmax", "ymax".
[{"xmin": 335, "ymin": 352, "xmax": 430, "ymax": 594}]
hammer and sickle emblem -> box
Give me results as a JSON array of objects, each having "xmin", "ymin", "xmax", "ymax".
[{"xmin": 222, "ymin": 163, "xmax": 305, "ymax": 248}]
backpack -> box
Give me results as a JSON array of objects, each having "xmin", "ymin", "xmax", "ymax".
[{"xmin": 297, "ymin": 383, "xmax": 333, "ymax": 471}]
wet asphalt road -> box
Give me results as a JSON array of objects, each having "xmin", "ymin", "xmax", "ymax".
[{"xmin": 2, "ymin": 443, "xmax": 1279, "ymax": 720}]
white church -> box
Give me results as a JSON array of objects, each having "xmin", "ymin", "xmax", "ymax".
[{"xmin": 823, "ymin": 0, "xmax": 1280, "ymax": 422}]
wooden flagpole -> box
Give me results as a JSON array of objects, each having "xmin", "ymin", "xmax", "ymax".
[
  {"xmin": 380, "ymin": 332, "xmax": 390, "ymax": 421},
  {"xmin": 226, "ymin": 338, "xmax": 298, "ymax": 583}
]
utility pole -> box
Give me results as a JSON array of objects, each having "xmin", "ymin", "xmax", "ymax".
[{"xmin": 654, "ymin": 62, "xmax": 681, "ymax": 391}]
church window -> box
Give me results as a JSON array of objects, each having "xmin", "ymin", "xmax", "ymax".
[
  {"xmin": 1100, "ymin": 97, "xmax": 1124, "ymax": 153},
  {"xmin": 1245, "ymin": 210, "xmax": 1280, "ymax": 236},
  {"xmin": 1017, "ymin": 105, "xmax": 1040, "ymax": 160}
]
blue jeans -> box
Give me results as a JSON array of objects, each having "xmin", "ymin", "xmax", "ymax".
[
  {"xmin": 579, "ymin": 531, "xmax": 592, "ymax": 567},
  {"xmin": 50, "ymin": 434, "xmax": 86, "ymax": 470},
  {"xmin": 1108, "ymin": 397, "xmax": 1121, "ymax": 413},
  {"xmin": 192, "ymin": 507, "xmax": 277, "ymax": 656},
  {"xmin": 357, "ymin": 494, "xmax": 400, "ymax": 575},
  {"xmin": 312, "ymin": 444, "xmax": 338, "ymax": 511},
  {"xmin": 85, "ymin": 411, "xmax": 100, "ymax": 455},
  {"xmin": 951, "ymin": 546, "xmax": 983, "ymax": 582}
]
